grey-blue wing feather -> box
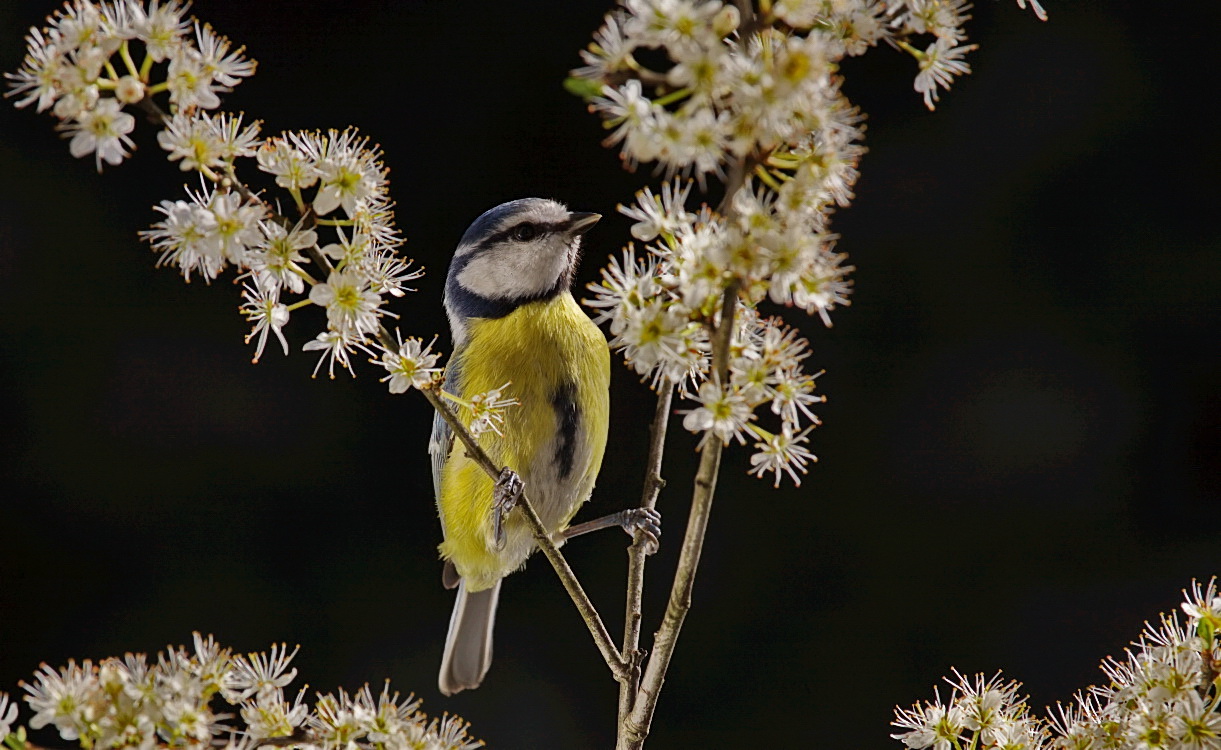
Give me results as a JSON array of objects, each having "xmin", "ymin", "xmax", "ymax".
[{"xmin": 428, "ymin": 355, "xmax": 463, "ymax": 534}]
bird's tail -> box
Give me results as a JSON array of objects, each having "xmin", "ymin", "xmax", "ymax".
[{"xmin": 438, "ymin": 579, "xmax": 501, "ymax": 696}]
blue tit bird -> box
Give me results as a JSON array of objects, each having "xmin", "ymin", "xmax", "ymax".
[{"xmin": 430, "ymin": 198, "xmax": 613, "ymax": 696}]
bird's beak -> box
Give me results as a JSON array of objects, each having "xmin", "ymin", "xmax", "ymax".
[{"xmin": 564, "ymin": 212, "xmax": 601, "ymax": 236}]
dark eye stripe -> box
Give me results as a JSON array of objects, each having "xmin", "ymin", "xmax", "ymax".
[{"xmin": 478, "ymin": 220, "xmax": 566, "ymax": 249}]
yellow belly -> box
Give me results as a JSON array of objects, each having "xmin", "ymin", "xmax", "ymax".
[{"xmin": 438, "ymin": 293, "xmax": 610, "ymax": 591}]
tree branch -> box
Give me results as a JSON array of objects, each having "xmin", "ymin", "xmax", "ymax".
[
  {"xmin": 618, "ymin": 284, "xmax": 740, "ymax": 750},
  {"xmin": 417, "ymin": 384, "xmax": 630, "ymax": 682},
  {"xmin": 617, "ymin": 383, "xmax": 674, "ymax": 728}
]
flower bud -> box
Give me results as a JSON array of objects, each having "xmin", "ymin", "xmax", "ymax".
[
  {"xmin": 115, "ymin": 75, "xmax": 145, "ymax": 105},
  {"xmin": 713, "ymin": 5, "xmax": 740, "ymax": 37}
]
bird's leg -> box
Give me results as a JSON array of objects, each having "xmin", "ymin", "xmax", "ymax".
[
  {"xmin": 561, "ymin": 508, "xmax": 661, "ymax": 555},
  {"xmin": 492, "ymin": 467, "xmax": 524, "ymax": 549}
]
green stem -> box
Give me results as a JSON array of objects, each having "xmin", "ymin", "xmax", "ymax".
[
  {"xmin": 119, "ymin": 41, "xmax": 139, "ymax": 78},
  {"xmin": 284, "ymin": 298, "xmax": 315, "ymax": 313}
]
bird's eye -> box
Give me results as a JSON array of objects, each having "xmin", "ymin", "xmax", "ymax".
[{"xmin": 511, "ymin": 223, "xmax": 538, "ymax": 242}]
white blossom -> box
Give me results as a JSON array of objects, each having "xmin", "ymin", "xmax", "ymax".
[
  {"xmin": 0, "ymin": 693, "xmax": 16, "ymax": 739},
  {"xmin": 309, "ymin": 269, "xmax": 383, "ymax": 338},
  {"xmin": 222, "ymin": 643, "xmax": 300, "ymax": 703},
  {"xmin": 240, "ymin": 283, "xmax": 291, "ymax": 362},
  {"xmin": 618, "ymin": 178, "xmax": 695, "ymax": 242},
  {"xmin": 61, "ymin": 97, "xmax": 134, "ymax": 171},
  {"xmin": 303, "ymin": 330, "xmax": 373, "ymax": 379},
  {"xmin": 464, "ymin": 383, "xmax": 521, "ymax": 439},
  {"xmin": 15, "ymin": 636, "xmax": 482, "ymax": 750},
  {"xmin": 912, "ymin": 37, "xmax": 978, "ymax": 110},
  {"xmin": 132, "ymin": 0, "xmax": 190, "ymax": 62},
  {"xmin": 378, "ymin": 333, "xmax": 443, "ymax": 393},
  {"xmin": 257, "ymin": 136, "xmax": 321, "ymax": 190},
  {"xmin": 194, "ymin": 22, "xmax": 256, "ymax": 87},
  {"xmin": 682, "ymin": 380, "xmax": 753, "ymax": 447},
  {"xmin": 748, "ymin": 426, "xmax": 816, "ymax": 487},
  {"xmin": 248, "ymin": 221, "xmax": 317, "ymax": 294}
]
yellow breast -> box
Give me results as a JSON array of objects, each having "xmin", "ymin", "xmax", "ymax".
[{"xmin": 438, "ymin": 292, "xmax": 610, "ymax": 591}]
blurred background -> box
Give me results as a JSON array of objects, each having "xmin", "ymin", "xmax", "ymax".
[{"xmin": 1, "ymin": 1, "xmax": 1217, "ymax": 747}]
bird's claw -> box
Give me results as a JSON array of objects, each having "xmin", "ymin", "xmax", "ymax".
[
  {"xmin": 492, "ymin": 467, "xmax": 524, "ymax": 549},
  {"xmin": 621, "ymin": 507, "xmax": 661, "ymax": 555}
]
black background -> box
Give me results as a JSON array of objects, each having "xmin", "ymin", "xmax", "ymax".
[{"xmin": 1, "ymin": 1, "xmax": 1217, "ymax": 747}]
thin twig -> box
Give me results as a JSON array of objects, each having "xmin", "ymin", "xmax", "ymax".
[
  {"xmin": 417, "ymin": 385, "xmax": 630, "ymax": 681},
  {"xmin": 617, "ymin": 383, "xmax": 675, "ymax": 728},
  {"xmin": 619, "ymin": 285, "xmax": 740, "ymax": 750}
]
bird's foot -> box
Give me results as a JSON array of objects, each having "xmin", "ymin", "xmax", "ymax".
[
  {"xmin": 492, "ymin": 467, "xmax": 523, "ymax": 550},
  {"xmin": 561, "ymin": 507, "xmax": 661, "ymax": 555},
  {"xmin": 619, "ymin": 508, "xmax": 662, "ymax": 555}
]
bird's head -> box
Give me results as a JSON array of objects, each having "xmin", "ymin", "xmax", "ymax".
[{"xmin": 444, "ymin": 198, "xmax": 600, "ymax": 343}]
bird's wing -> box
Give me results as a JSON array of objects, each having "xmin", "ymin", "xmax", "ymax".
[
  {"xmin": 428, "ymin": 353, "xmax": 462, "ymax": 536},
  {"xmin": 431, "ymin": 355, "xmax": 464, "ymax": 590}
]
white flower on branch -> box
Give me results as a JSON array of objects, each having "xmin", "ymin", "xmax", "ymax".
[
  {"xmin": 203, "ymin": 187, "xmax": 266, "ymax": 268},
  {"xmin": 222, "ymin": 643, "xmax": 300, "ymax": 703},
  {"xmin": 248, "ymin": 221, "xmax": 317, "ymax": 294},
  {"xmin": 166, "ymin": 51, "xmax": 221, "ymax": 110},
  {"xmin": 892, "ymin": 688, "xmax": 969, "ymax": 750},
  {"xmin": 1181, "ymin": 577, "xmax": 1221, "ymax": 633},
  {"xmin": 893, "ymin": 579, "xmax": 1221, "ymax": 750},
  {"xmin": 618, "ymin": 178, "xmax": 695, "ymax": 243},
  {"xmin": 302, "ymin": 329, "xmax": 373, "ymax": 379},
  {"xmin": 13, "ymin": 635, "xmax": 482, "ymax": 750},
  {"xmin": 464, "ymin": 383, "xmax": 521, "ymax": 439},
  {"xmin": 158, "ymin": 110, "xmax": 261, "ymax": 173},
  {"xmin": 240, "ymin": 687, "xmax": 309, "ymax": 742},
  {"xmin": 23, "ymin": 660, "xmax": 100, "ymax": 741},
  {"xmin": 309, "ymin": 269, "xmax": 384, "ymax": 338},
  {"xmin": 143, "ymin": 195, "xmax": 217, "ymax": 281},
  {"xmin": 377, "ymin": 332, "xmax": 443, "ymax": 393},
  {"xmin": 585, "ymin": 247, "xmax": 662, "ymax": 336},
  {"xmin": 61, "ymin": 97, "xmax": 135, "ymax": 171},
  {"xmin": 912, "ymin": 37, "xmax": 978, "ymax": 111},
  {"xmin": 5, "ymin": 27, "xmax": 62, "ymax": 112},
  {"xmin": 292, "ymin": 128, "xmax": 389, "ymax": 218},
  {"xmin": 748, "ymin": 425, "xmax": 816, "ymax": 487},
  {"xmin": 363, "ymin": 245, "xmax": 422, "ymax": 298},
  {"xmin": 131, "ymin": 0, "xmax": 190, "ymax": 63},
  {"xmin": 592, "ymin": 78, "xmax": 662, "ymax": 169},
  {"xmin": 0, "ymin": 692, "xmax": 16, "ymax": 738},
  {"xmin": 240, "ymin": 283, "xmax": 290, "ymax": 362},
  {"xmin": 141, "ymin": 184, "xmax": 263, "ymax": 282},
  {"xmin": 1017, "ymin": 0, "xmax": 1049, "ymax": 22},
  {"xmin": 573, "ymin": 11, "xmax": 634, "ymax": 81},
  {"xmin": 0, "ymin": 0, "xmax": 416, "ymax": 377},
  {"xmin": 619, "ymin": 298, "xmax": 707, "ymax": 386},
  {"xmin": 194, "ymin": 22, "xmax": 256, "ymax": 87},
  {"xmin": 682, "ymin": 379, "xmax": 753, "ymax": 448},
  {"xmin": 257, "ymin": 136, "xmax": 321, "ymax": 191}
]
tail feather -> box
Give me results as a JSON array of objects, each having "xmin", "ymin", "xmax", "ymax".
[{"xmin": 438, "ymin": 580, "xmax": 500, "ymax": 696}]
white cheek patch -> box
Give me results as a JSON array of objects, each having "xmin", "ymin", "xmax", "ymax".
[{"xmin": 457, "ymin": 238, "xmax": 570, "ymax": 300}]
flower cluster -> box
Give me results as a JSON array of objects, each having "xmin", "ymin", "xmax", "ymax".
[
  {"xmin": 892, "ymin": 671, "xmax": 1048, "ymax": 750},
  {"xmin": 576, "ymin": 0, "xmax": 1043, "ymax": 484},
  {"xmin": 892, "ymin": 578, "xmax": 1221, "ymax": 750},
  {"xmin": 7, "ymin": 1, "xmax": 432, "ymax": 382},
  {"xmin": 8, "ymin": 634, "xmax": 482, "ymax": 750},
  {"xmin": 6, "ymin": 0, "xmax": 255, "ymax": 169}
]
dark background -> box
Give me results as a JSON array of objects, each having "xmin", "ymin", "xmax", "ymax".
[{"xmin": 1, "ymin": 1, "xmax": 1217, "ymax": 747}]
